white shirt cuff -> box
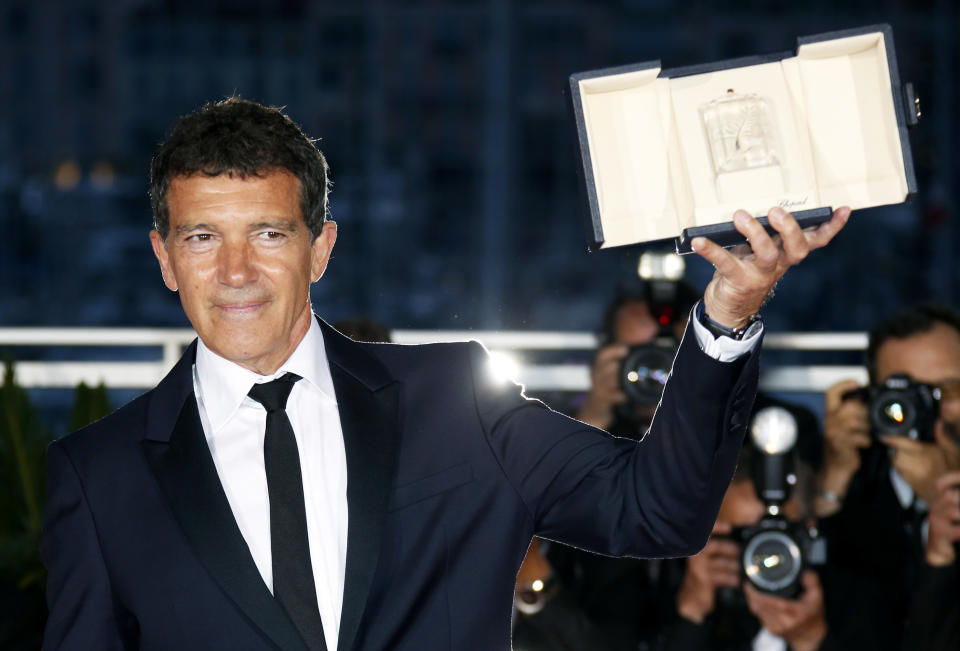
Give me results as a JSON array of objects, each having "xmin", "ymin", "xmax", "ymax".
[{"xmin": 690, "ymin": 304, "xmax": 763, "ymax": 362}]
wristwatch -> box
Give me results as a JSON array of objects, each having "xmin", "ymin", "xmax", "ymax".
[{"xmin": 696, "ymin": 301, "xmax": 762, "ymax": 341}]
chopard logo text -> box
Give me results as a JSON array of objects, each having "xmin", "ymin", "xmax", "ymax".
[{"xmin": 778, "ymin": 197, "xmax": 809, "ymax": 209}]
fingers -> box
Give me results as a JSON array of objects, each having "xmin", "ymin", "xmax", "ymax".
[
  {"xmin": 825, "ymin": 379, "xmax": 863, "ymax": 412},
  {"xmin": 930, "ymin": 490, "xmax": 960, "ymax": 519},
  {"xmin": 704, "ymin": 538, "xmax": 740, "ymax": 558},
  {"xmin": 712, "ymin": 520, "xmax": 733, "ymax": 536},
  {"xmin": 591, "ymin": 345, "xmax": 629, "ymax": 398},
  {"xmin": 594, "ymin": 344, "xmax": 628, "ymax": 364},
  {"xmin": 691, "ymin": 235, "xmax": 741, "ymax": 279},
  {"xmin": 697, "ymin": 205, "xmax": 847, "ymax": 328},
  {"xmin": 826, "ymin": 413, "xmax": 871, "ymax": 449},
  {"xmin": 805, "ymin": 206, "xmax": 851, "ymax": 250},
  {"xmin": 798, "ymin": 571, "xmax": 822, "ymax": 603},
  {"xmin": 934, "ymin": 421, "xmax": 960, "ymax": 467},
  {"xmin": 881, "ymin": 434, "xmax": 925, "ymax": 452},
  {"xmin": 768, "ymin": 207, "xmax": 809, "ymax": 266},
  {"xmin": 744, "ymin": 584, "xmax": 808, "ymax": 633},
  {"xmin": 881, "ymin": 435, "xmax": 927, "ymax": 454},
  {"xmin": 733, "ymin": 210, "xmax": 780, "ymax": 272},
  {"xmin": 692, "ymin": 538, "xmax": 741, "ymax": 589}
]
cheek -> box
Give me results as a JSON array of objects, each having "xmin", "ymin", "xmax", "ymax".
[{"xmin": 941, "ymin": 400, "xmax": 960, "ymax": 425}]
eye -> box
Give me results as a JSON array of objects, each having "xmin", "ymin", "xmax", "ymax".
[
  {"xmin": 259, "ymin": 231, "xmax": 287, "ymax": 241},
  {"xmin": 186, "ymin": 233, "xmax": 213, "ymax": 242}
]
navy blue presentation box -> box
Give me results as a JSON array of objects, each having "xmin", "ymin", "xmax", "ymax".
[{"xmin": 568, "ymin": 25, "xmax": 919, "ymax": 253}]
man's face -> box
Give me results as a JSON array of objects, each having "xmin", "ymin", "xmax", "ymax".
[
  {"xmin": 149, "ymin": 171, "xmax": 337, "ymax": 375},
  {"xmin": 718, "ymin": 476, "xmax": 801, "ymax": 529},
  {"xmin": 614, "ymin": 299, "xmax": 687, "ymax": 345},
  {"xmin": 613, "ymin": 300, "xmax": 660, "ymax": 346},
  {"xmin": 874, "ymin": 322, "xmax": 960, "ymax": 426},
  {"xmin": 718, "ymin": 478, "xmax": 765, "ymax": 528}
]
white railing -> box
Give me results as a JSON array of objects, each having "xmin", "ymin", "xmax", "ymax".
[{"xmin": 0, "ymin": 328, "xmax": 868, "ymax": 393}]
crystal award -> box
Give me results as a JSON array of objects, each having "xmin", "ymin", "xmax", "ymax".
[{"xmin": 700, "ymin": 90, "xmax": 780, "ymax": 175}]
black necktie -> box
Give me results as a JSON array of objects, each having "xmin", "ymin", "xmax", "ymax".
[{"xmin": 248, "ymin": 373, "xmax": 328, "ymax": 651}]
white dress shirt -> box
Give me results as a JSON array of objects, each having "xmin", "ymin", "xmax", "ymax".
[
  {"xmin": 193, "ymin": 316, "xmax": 346, "ymax": 651},
  {"xmin": 753, "ymin": 627, "xmax": 787, "ymax": 651}
]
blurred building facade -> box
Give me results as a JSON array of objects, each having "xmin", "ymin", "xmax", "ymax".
[{"xmin": 0, "ymin": 0, "xmax": 957, "ymax": 332}]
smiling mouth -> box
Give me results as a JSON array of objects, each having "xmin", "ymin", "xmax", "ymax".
[{"xmin": 215, "ymin": 301, "xmax": 268, "ymax": 315}]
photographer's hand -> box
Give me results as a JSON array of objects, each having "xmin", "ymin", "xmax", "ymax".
[
  {"xmin": 676, "ymin": 522, "xmax": 740, "ymax": 624},
  {"xmin": 815, "ymin": 379, "xmax": 870, "ymax": 517},
  {"xmin": 577, "ymin": 344, "xmax": 629, "ymax": 430},
  {"xmin": 693, "ymin": 206, "xmax": 850, "ymax": 330},
  {"xmin": 924, "ymin": 470, "xmax": 960, "ymax": 567},
  {"xmin": 883, "ymin": 423, "xmax": 960, "ymax": 504},
  {"xmin": 744, "ymin": 571, "xmax": 827, "ymax": 651}
]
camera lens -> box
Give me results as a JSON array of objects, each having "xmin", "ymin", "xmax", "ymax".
[
  {"xmin": 870, "ymin": 389, "xmax": 917, "ymax": 437},
  {"xmin": 620, "ymin": 345, "xmax": 675, "ymax": 406},
  {"xmin": 742, "ymin": 530, "xmax": 802, "ymax": 593}
]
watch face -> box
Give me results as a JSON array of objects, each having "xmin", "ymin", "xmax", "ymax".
[
  {"xmin": 740, "ymin": 317, "xmax": 763, "ymax": 340},
  {"xmin": 750, "ymin": 406, "xmax": 798, "ymax": 454}
]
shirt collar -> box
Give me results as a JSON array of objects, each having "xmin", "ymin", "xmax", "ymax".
[{"xmin": 195, "ymin": 314, "xmax": 336, "ymax": 432}]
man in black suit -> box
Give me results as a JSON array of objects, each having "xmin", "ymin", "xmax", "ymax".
[{"xmin": 41, "ymin": 98, "xmax": 849, "ymax": 650}]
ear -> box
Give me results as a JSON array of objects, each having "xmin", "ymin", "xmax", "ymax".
[
  {"xmin": 310, "ymin": 221, "xmax": 338, "ymax": 283},
  {"xmin": 149, "ymin": 230, "xmax": 179, "ymax": 291}
]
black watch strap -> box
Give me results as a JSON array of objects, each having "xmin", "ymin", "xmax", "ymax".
[{"xmin": 696, "ymin": 302, "xmax": 761, "ymax": 341}]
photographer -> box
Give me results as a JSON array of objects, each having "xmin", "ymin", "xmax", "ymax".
[
  {"xmin": 656, "ymin": 413, "xmax": 849, "ymax": 651},
  {"xmin": 576, "ymin": 278, "xmax": 698, "ymax": 437},
  {"xmin": 813, "ymin": 303, "xmax": 960, "ymax": 649},
  {"xmin": 525, "ymin": 278, "xmax": 698, "ymax": 650}
]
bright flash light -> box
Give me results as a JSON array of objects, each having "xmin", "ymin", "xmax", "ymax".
[
  {"xmin": 763, "ymin": 555, "xmax": 781, "ymax": 569},
  {"xmin": 626, "ymin": 370, "xmax": 640, "ymax": 383},
  {"xmin": 638, "ymin": 252, "xmax": 686, "ymax": 281},
  {"xmin": 531, "ymin": 579, "xmax": 544, "ymax": 592},
  {"xmin": 750, "ymin": 406, "xmax": 798, "ymax": 455},
  {"xmin": 488, "ymin": 350, "xmax": 521, "ymax": 384},
  {"xmin": 768, "ymin": 504, "xmax": 780, "ymax": 516}
]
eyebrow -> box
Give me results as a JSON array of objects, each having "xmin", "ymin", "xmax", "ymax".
[
  {"xmin": 174, "ymin": 223, "xmax": 219, "ymax": 236},
  {"xmin": 172, "ymin": 219, "xmax": 302, "ymax": 237},
  {"xmin": 247, "ymin": 219, "xmax": 301, "ymax": 232}
]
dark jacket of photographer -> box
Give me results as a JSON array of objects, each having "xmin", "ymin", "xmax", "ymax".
[
  {"xmin": 652, "ymin": 560, "xmax": 851, "ymax": 651},
  {"xmin": 817, "ymin": 444, "xmax": 926, "ymax": 651}
]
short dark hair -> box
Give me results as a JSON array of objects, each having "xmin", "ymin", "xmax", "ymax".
[
  {"xmin": 866, "ymin": 302, "xmax": 960, "ymax": 383},
  {"xmin": 150, "ymin": 97, "xmax": 330, "ymax": 241}
]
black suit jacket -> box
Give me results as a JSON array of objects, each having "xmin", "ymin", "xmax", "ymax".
[{"xmin": 41, "ymin": 317, "xmax": 759, "ymax": 650}]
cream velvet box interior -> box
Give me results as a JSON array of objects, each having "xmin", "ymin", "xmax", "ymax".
[{"xmin": 569, "ymin": 25, "xmax": 918, "ymax": 252}]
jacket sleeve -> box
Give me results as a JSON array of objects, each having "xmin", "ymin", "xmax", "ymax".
[
  {"xmin": 466, "ymin": 321, "xmax": 760, "ymax": 559},
  {"xmin": 41, "ymin": 441, "xmax": 131, "ymax": 651}
]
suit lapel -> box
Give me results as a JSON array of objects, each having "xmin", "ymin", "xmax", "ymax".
[
  {"xmin": 142, "ymin": 325, "xmax": 401, "ymax": 651},
  {"xmin": 320, "ymin": 321, "xmax": 400, "ymax": 651},
  {"xmin": 141, "ymin": 342, "xmax": 309, "ymax": 651}
]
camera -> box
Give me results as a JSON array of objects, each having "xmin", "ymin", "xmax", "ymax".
[
  {"xmin": 845, "ymin": 373, "xmax": 941, "ymax": 442},
  {"xmin": 732, "ymin": 406, "xmax": 827, "ymax": 597},
  {"xmin": 729, "ymin": 518, "xmax": 825, "ymax": 598},
  {"xmin": 618, "ymin": 338, "xmax": 677, "ymax": 408}
]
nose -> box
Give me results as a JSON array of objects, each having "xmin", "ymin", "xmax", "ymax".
[{"xmin": 216, "ymin": 239, "xmax": 257, "ymax": 288}]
